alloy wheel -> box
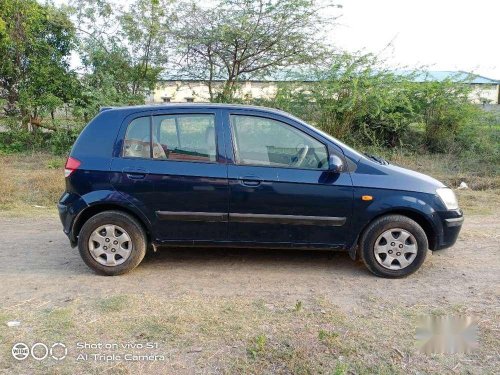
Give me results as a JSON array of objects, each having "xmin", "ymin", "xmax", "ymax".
[
  {"xmin": 88, "ymin": 224, "xmax": 133, "ymax": 266},
  {"xmin": 374, "ymin": 228, "xmax": 418, "ymax": 270}
]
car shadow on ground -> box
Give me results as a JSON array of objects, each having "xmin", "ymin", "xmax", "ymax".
[
  {"xmin": 139, "ymin": 246, "xmax": 368, "ymax": 276},
  {"xmin": 0, "ymin": 226, "xmax": 369, "ymax": 278}
]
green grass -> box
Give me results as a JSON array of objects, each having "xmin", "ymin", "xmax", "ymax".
[
  {"xmin": 247, "ymin": 334, "xmax": 267, "ymax": 359},
  {"xmin": 39, "ymin": 307, "xmax": 74, "ymax": 340},
  {"xmin": 128, "ymin": 315, "xmax": 180, "ymax": 342},
  {"xmin": 46, "ymin": 158, "xmax": 64, "ymax": 169},
  {"xmin": 95, "ymin": 295, "xmax": 129, "ymax": 313}
]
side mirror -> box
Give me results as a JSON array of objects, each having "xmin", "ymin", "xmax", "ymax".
[{"xmin": 328, "ymin": 155, "xmax": 344, "ymax": 173}]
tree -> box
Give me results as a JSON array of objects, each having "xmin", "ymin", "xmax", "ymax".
[
  {"xmin": 70, "ymin": 0, "xmax": 174, "ymax": 119},
  {"xmin": 173, "ymin": 0, "xmax": 337, "ymax": 102},
  {"xmin": 120, "ymin": 0, "xmax": 172, "ymax": 95},
  {"xmin": 0, "ymin": 0, "xmax": 77, "ymax": 128}
]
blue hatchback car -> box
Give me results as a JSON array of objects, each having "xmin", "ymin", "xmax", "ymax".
[{"xmin": 58, "ymin": 104, "xmax": 463, "ymax": 277}]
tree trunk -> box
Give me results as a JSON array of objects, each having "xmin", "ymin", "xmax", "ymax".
[
  {"xmin": 20, "ymin": 107, "xmax": 30, "ymax": 130},
  {"xmin": 31, "ymin": 118, "xmax": 58, "ymax": 132},
  {"xmin": 221, "ymin": 79, "xmax": 236, "ymax": 102}
]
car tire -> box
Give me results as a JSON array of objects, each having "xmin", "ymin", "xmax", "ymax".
[
  {"xmin": 78, "ymin": 210, "xmax": 147, "ymax": 276},
  {"xmin": 360, "ymin": 214, "xmax": 428, "ymax": 278}
]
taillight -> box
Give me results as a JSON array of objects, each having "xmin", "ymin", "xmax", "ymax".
[{"xmin": 64, "ymin": 156, "xmax": 81, "ymax": 177}]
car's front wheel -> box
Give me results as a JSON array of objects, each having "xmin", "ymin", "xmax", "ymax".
[
  {"xmin": 78, "ymin": 211, "xmax": 147, "ymax": 276},
  {"xmin": 360, "ymin": 214, "xmax": 428, "ymax": 278}
]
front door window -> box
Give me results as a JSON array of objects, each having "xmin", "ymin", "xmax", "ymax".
[{"xmin": 231, "ymin": 115, "xmax": 328, "ymax": 170}]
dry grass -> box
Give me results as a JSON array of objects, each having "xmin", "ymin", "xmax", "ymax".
[
  {"xmin": 0, "ymin": 153, "xmax": 65, "ymax": 215},
  {"xmin": 388, "ymin": 152, "xmax": 500, "ymax": 191},
  {"xmin": 456, "ymin": 189, "xmax": 500, "ymax": 215},
  {"xmin": 1, "ymin": 295, "xmax": 497, "ymax": 374},
  {"xmin": 388, "ymin": 152, "xmax": 500, "ymax": 215}
]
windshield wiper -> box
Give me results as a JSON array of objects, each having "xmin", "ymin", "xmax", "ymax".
[{"xmin": 363, "ymin": 153, "xmax": 389, "ymax": 165}]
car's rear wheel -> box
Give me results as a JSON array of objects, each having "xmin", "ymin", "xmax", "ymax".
[
  {"xmin": 360, "ymin": 214, "xmax": 428, "ymax": 278},
  {"xmin": 78, "ymin": 211, "xmax": 147, "ymax": 276}
]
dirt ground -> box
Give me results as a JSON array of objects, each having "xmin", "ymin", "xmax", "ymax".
[{"xmin": 0, "ymin": 210, "xmax": 499, "ymax": 374}]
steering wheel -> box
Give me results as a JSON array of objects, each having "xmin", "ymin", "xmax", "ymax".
[{"xmin": 294, "ymin": 143, "xmax": 309, "ymax": 166}]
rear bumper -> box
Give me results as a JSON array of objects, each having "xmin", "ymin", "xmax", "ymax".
[
  {"xmin": 57, "ymin": 192, "xmax": 86, "ymax": 247},
  {"xmin": 434, "ymin": 209, "xmax": 464, "ymax": 250}
]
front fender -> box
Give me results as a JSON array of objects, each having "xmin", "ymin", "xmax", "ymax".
[{"xmin": 348, "ymin": 188, "xmax": 443, "ymax": 257}]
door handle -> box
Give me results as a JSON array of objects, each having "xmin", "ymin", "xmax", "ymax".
[
  {"xmin": 239, "ymin": 176, "xmax": 262, "ymax": 187},
  {"xmin": 126, "ymin": 172, "xmax": 146, "ymax": 180},
  {"xmin": 123, "ymin": 168, "xmax": 148, "ymax": 180}
]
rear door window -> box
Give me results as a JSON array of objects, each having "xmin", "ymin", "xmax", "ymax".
[
  {"xmin": 122, "ymin": 117, "xmax": 151, "ymax": 158},
  {"xmin": 152, "ymin": 114, "xmax": 216, "ymax": 162}
]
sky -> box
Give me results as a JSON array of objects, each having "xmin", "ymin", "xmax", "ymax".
[
  {"xmin": 54, "ymin": 0, "xmax": 500, "ymax": 79},
  {"xmin": 330, "ymin": 0, "xmax": 500, "ymax": 79}
]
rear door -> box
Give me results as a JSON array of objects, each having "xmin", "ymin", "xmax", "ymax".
[
  {"xmin": 224, "ymin": 110, "xmax": 353, "ymax": 248},
  {"xmin": 111, "ymin": 108, "xmax": 229, "ymax": 243}
]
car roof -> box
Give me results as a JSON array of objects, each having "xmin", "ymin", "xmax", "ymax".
[{"xmin": 100, "ymin": 103, "xmax": 291, "ymax": 117}]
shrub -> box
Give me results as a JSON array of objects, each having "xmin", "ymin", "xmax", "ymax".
[
  {"xmin": 407, "ymin": 79, "xmax": 480, "ymax": 152},
  {"xmin": 268, "ymin": 54, "xmax": 418, "ymax": 147},
  {"xmin": 263, "ymin": 53, "xmax": 482, "ymax": 153},
  {"xmin": 0, "ymin": 118, "xmax": 49, "ymax": 153},
  {"xmin": 0, "ymin": 118, "xmax": 83, "ymax": 155},
  {"xmin": 48, "ymin": 126, "xmax": 82, "ymax": 155}
]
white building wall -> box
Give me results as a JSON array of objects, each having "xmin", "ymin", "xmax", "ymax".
[
  {"xmin": 151, "ymin": 81, "xmax": 500, "ymax": 104},
  {"xmin": 151, "ymin": 81, "xmax": 279, "ymax": 103},
  {"xmin": 469, "ymin": 85, "xmax": 500, "ymax": 104}
]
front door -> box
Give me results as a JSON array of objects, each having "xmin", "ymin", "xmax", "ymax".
[
  {"xmin": 225, "ymin": 112, "xmax": 353, "ymax": 248},
  {"xmin": 111, "ymin": 109, "xmax": 229, "ymax": 243}
]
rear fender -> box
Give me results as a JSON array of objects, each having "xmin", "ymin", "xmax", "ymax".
[{"xmin": 69, "ymin": 190, "xmax": 152, "ymax": 243}]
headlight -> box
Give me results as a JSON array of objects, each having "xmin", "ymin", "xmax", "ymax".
[{"xmin": 436, "ymin": 188, "xmax": 459, "ymax": 210}]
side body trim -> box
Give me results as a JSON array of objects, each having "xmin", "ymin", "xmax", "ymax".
[
  {"xmin": 156, "ymin": 211, "xmax": 346, "ymax": 226},
  {"xmin": 230, "ymin": 213, "xmax": 346, "ymax": 226},
  {"xmin": 156, "ymin": 211, "xmax": 228, "ymax": 222}
]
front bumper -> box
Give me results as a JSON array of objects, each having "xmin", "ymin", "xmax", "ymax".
[{"xmin": 434, "ymin": 209, "xmax": 464, "ymax": 250}]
